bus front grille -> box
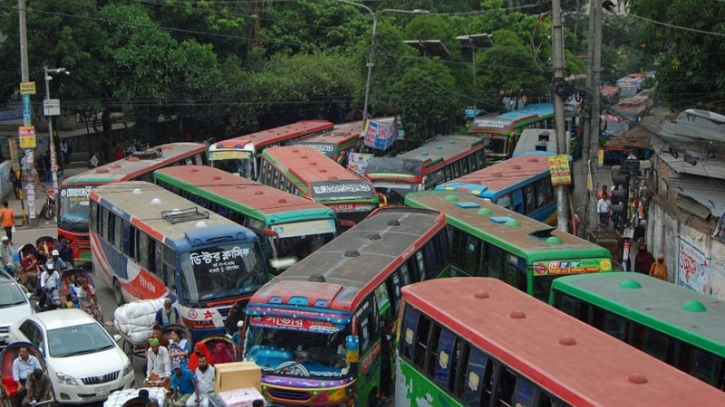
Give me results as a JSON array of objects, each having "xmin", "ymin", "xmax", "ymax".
[{"xmin": 268, "ymin": 389, "xmax": 311, "ymax": 402}]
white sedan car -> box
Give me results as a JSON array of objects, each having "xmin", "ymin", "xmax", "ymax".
[{"xmin": 9, "ymin": 309, "xmax": 135, "ymax": 404}]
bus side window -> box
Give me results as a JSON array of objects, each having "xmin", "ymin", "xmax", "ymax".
[
  {"xmin": 554, "ymin": 292, "xmax": 587, "ymax": 322},
  {"xmin": 113, "ymin": 214, "xmax": 122, "ymax": 251},
  {"xmin": 475, "ymin": 149, "xmax": 486, "ymax": 170},
  {"xmin": 425, "ymin": 323, "xmax": 441, "ymax": 377},
  {"xmin": 463, "ymin": 348, "xmax": 492, "ymax": 407},
  {"xmin": 487, "ymin": 244, "xmax": 504, "ymax": 280},
  {"xmin": 438, "ymin": 229, "xmax": 451, "ymax": 266},
  {"xmin": 463, "ymin": 234, "xmax": 482, "ymax": 277},
  {"xmin": 434, "ymin": 328, "xmax": 457, "ymax": 387},
  {"xmin": 105, "ymin": 212, "xmax": 114, "ymax": 244},
  {"xmin": 461, "ymin": 158, "xmax": 470, "ymax": 175},
  {"xmin": 689, "ymin": 348, "xmax": 724, "ymax": 387},
  {"xmin": 385, "ymin": 271, "xmax": 402, "ymax": 317},
  {"xmin": 603, "ymin": 312, "xmax": 628, "ymax": 342},
  {"xmin": 356, "ymin": 297, "xmax": 378, "ymax": 354},
  {"xmin": 415, "ymin": 251, "xmax": 427, "ymax": 280},
  {"xmin": 642, "ymin": 327, "xmax": 669, "ymax": 361},
  {"xmin": 493, "ymin": 365, "xmax": 517, "ymax": 406},
  {"xmin": 413, "ymin": 313, "xmax": 431, "ymax": 370},
  {"xmin": 523, "ymin": 184, "xmax": 535, "ymax": 214},
  {"xmin": 399, "ymin": 263, "xmax": 413, "ymax": 285},
  {"xmin": 510, "ymin": 375, "xmax": 537, "ymax": 407},
  {"xmin": 452, "ymin": 161, "xmax": 462, "ymax": 178},
  {"xmin": 450, "ymin": 226, "xmax": 464, "ymax": 272},
  {"xmin": 162, "ymin": 245, "xmax": 177, "ymax": 292},
  {"xmin": 535, "ymin": 179, "xmax": 546, "ymax": 208},
  {"xmin": 400, "ymin": 305, "xmax": 419, "ymax": 361}
]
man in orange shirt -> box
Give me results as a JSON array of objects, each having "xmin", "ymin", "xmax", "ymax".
[{"xmin": 1, "ymin": 201, "xmax": 14, "ymax": 243}]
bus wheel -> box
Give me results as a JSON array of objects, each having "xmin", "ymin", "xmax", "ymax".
[
  {"xmin": 367, "ymin": 389, "xmax": 378, "ymax": 407},
  {"xmin": 113, "ymin": 279, "xmax": 124, "ymax": 306}
]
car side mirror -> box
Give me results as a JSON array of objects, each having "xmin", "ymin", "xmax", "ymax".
[{"xmin": 113, "ymin": 334, "xmax": 122, "ymax": 343}]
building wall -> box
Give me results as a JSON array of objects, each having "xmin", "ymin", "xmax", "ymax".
[{"xmin": 649, "ymin": 152, "xmax": 725, "ymax": 299}]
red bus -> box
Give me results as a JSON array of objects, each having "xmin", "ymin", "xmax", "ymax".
[
  {"xmin": 208, "ymin": 120, "xmax": 334, "ymax": 180},
  {"xmin": 364, "ymin": 135, "xmax": 485, "ymax": 205},
  {"xmin": 58, "ymin": 142, "xmax": 208, "ymax": 266},
  {"xmin": 260, "ymin": 146, "xmax": 383, "ymax": 224},
  {"xmin": 293, "ymin": 121, "xmax": 365, "ymax": 163},
  {"xmin": 398, "ymin": 277, "xmax": 725, "ymax": 406}
]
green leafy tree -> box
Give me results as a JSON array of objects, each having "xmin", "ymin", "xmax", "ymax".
[
  {"xmin": 389, "ymin": 58, "xmax": 461, "ymax": 144},
  {"xmin": 627, "ymin": 0, "xmax": 725, "ymax": 110}
]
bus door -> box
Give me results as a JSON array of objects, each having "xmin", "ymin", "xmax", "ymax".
[{"xmin": 512, "ymin": 189, "xmax": 524, "ymax": 214}]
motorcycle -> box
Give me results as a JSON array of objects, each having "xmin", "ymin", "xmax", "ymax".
[{"xmin": 43, "ymin": 188, "xmax": 55, "ymax": 220}]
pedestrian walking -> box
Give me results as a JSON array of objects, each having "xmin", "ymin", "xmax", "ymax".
[
  {"xmin": 597, "ymin": 193, "xmax": 612, "ymax": 228},
  {"xmin": 634, "ymin": 243, "xmax": 655, "ymax": 275},
  {"xmin": 1, "ymin": 200, "xmax": 15, "ymax": 243},
  {"xmin": 649, "ymin": 253, "xmax": 668, "ymax": 281}
]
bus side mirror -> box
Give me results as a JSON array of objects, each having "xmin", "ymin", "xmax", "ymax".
[
  {"xmin": 262, "ymin": 228, "xmax": 279, "ymax": 238},
  {"xmin": 378, "ymin": 193, "xmax": 388, "ymax": 208},
  {"xmin": 346, "ymin": 335, "xmax": 360, "ymax": 363}
]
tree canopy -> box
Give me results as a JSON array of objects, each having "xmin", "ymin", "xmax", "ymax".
[{"xmin": 0, "ymin": 0, "xmax": 595, "ymax": 147}]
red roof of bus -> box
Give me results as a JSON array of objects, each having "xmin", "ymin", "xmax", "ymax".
[
  {"xmin": 154, "ymin": 166, "xmax": 334, "ymax": 215},
  {"xmin": 214, "ymin": 120, "xmax": 334, "ymax": 149},
  {"xmin": 293, "ymin": 121, "xmax": 364, "ymax": 144},
  {"xmin": 61, "ymin": 142, "xmax": 206, "ymax": 186},
  {"xmin": 402, "ymin": 278, "xmax": 725, "ymax": 406},
  {"xmin": 264, "ymin": 146, "xmax": 372, "ymax": 184},
  {"xmin": 444, "ymin": 154, "xmax": 550, "ymax": 191}
]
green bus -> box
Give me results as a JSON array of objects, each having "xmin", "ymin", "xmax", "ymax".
[
  {"xmin": 550, "ymin": 272, "xmax": 725, "ymax": 390},
  {"xmin": 405, "ymin": 190, "xmax": 613, "ymax": 300},
  {"xmin": 154, "ymin": 165, "xmax": 342, "ymax": 276}
]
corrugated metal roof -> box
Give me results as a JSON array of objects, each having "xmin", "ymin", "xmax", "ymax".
[
  {"xmin": 670, "ymin": 176, "xmax": 725, "ymax": 218},
  {"xmin": 652, "ymin": 134, "xmax": 725, "ymax": 179}
]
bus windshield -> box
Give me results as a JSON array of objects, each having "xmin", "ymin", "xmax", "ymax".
[
  {"xmin": 268, "ymin": 231, "xmax": 335, "ymax": 273},
  {"xmin": 211, "ymin": 156, "xmax": 254, "ymax": 179},
  {"xmin": 246, "ymin": 319, "xmax": 352, "ymax": 379},
  {"xmin": 179, "ymin": 242, "xmax": 266, "ymax": 305},
  {"xmin": 58, "ymin": 186, "xmax": 93, "ymax": 229},
  {"xmin": 482, "ymin": 134, "xmax": 507, "ymax": 155}
]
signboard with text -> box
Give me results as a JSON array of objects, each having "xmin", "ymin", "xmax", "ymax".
[
  {"xmin": 19, "ymin": 82, "xmax": 36, "ymax": 95},
  {"xmin": 18, "ymin": 126, "xmax": 36, "ymax": 149},
  {"xmin": 548, "ymin": 154, "xmax": 571, "ymax": 186}
]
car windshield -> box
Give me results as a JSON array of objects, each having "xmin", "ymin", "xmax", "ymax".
[
  {"xmin": 0, "ymin": 281, "xmax": 27, "ymax": 307},
  {"xmin": 48, "ymin": 323, "xmax": 115, "ymax": 358},
  {"xmin": 179, "ymin": 242, "xmax": 267, "ymax": 305},
  {"xmin": 58, "ymin": 187, "xmax": 92, "ymax": 228},
  {"xmin": 245, "ymin": 319, "xmax": 352, "ymax": 379}
]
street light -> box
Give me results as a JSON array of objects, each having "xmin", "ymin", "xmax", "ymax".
[
  {"xmin": 44, "ymin": 66, "xmax": 69, "ymax": 222},
  {"xmin": 336, "ymin": 0, "xmax": 428, "ymax": 128}
]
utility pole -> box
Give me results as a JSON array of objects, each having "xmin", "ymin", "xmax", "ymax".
[
  {"xmin": 581, "ymin": 0, "xmax": 596, "ymax": 230},
  {"xmin": 18, "ymin": 0, "xmax": 33, "ymax": 225},
  {"xmin": 552, "ymin": 0, "xmax": 569, "ymax": 232},
  {"xmin": 588, "ymin": 0, "xmax": 603, "ymax": 233}
]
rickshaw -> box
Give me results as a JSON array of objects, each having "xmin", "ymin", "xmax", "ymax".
[
  {"xmin": 0, "ymin": 342, "xmax": 52, "ymax": 407},
  {"xmin": 199, "ymin": 336, "xmax": 238, "ymax": 365},
  {"xmin": 118, "ymin": 324, "xmax": 193, "ymax": 365},
  {"xmin": 34, "ymin": 237, "xmax": 58, "ymax": 256},
  {"xmin": 59, "ymin": 269, "xmax": 103, "ymax": 323}
]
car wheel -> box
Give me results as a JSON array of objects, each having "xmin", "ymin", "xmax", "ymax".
[{"xmin": 113, "ymin": 279, "xmax": 124, "ymax": 306}]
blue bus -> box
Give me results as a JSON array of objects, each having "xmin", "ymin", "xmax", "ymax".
[
  {"xmin": 437, "ymin": 153, "xmax": 565, "ymax": 224},
  {"xmin": 90, "ymin": 181, "xmax": 268, "ymax": 338}
]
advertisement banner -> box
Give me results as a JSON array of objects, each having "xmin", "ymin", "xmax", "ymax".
[
  {"xmin": 348, "ymin": 152, "xmax": 374, "ymax": 176},
  {"xmin": 677, "ymin": 238, "xmax": 711, "ymax": 295},
  {"xmin": 548, "ymin": 154, "xmax": 571, "ymax": 186},
  {"xmin": 18, "ymin": 126, "xmax": 36, "ymax": 149},
  {"xmin": 363, "ymin": 118, "xmax": 398, "ymax": 150}
]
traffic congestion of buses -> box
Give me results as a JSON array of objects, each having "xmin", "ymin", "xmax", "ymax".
[{"xmin": 2, "ymin": 117, "xmax": 724, "ymax": 407}]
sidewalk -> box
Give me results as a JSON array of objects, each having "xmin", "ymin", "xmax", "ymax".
[{"xmin": 8, "ymin": 168, "xmax": 87, "ymax": 228}]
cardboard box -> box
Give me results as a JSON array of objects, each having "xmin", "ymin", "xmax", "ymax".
[{"xmin": 214, "ymin": 362, "xmax": 262, "ymax": 394}]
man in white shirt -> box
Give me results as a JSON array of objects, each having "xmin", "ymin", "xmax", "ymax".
[
  {"xmin": 39, "ymin": 264, "xmax": 60, "ymax": 310},
  {"xmin": 187, "ymin": 355, "xmax": 215, "ymax": 407},
  {"xmin": 12, "ymin": 346, "xmax": 42, "ymax": 407},
  {"xmin": 146, "ymin": 338, "xmax": 171, "ymax": 388},
  {"xmin": 597, "ymin": 194, "xmax": 612, "ymax": 227}
]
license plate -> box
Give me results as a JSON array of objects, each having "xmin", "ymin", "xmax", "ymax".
[{"xmin": 95, "ymin": 386, "xmax": 110, "ymax": 397}]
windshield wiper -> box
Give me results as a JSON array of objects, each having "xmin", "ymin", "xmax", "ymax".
[
  {"xmin": 0, "ymin": 301, "xmax": 25, "ymax": 308},
  {"xmin": 58, "ymin": 348, "xmax": 102, "ymax": 357}
]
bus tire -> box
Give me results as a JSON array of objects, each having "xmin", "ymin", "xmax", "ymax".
[
  {"xmin": 113, "ymin": 279, "xmax": 125, "ymax": 306},
  {"xmin": 367, "ymin": 389, "xmax": 378, "ymax": 407}
]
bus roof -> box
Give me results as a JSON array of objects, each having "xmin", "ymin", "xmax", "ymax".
[
  {"xmin": 405, "ymin": 190, "xmax": 610, "ymax": 261},
  {"xmin": 211, "ymin": 120, "xmax": 334, "ymax": 150},
  {"xmin": 250, "ymin": 208, "xmax": 445, "ymax": 311},
  {"xmin": 153, "ymin": 166, "xmax": 336, "ymax": 221},
  {"xmin": 403, "ymin": 277, "xmax": 725, "ymax": 406},
  {"xmin": 512, "ymin": 128, "xmax": 559, "ymax": 156},
  {"xmin": 399, "ymin": 135, "xmax": 482, "ymax": 166},
  {"xmin": 551, "ymin": 272, "xmax": 725, "ymax": 357},
  {"xmin": 264, "ymin": 146, "xmax": 372, "ymax": 185},
  {"xmin": 90, "ymin": 181, "xmax": 257, "ymax": 250},
  {"xmin": 438, "ymin": 154, "xmax": 551, "ymax": 197},
  {"xmin": 294, "ymin": 121, "xmax": 364, "ymax": 144},
  {"xmin": 62, "ymin": 143, "xmax": 206, "ymax": 186},
  {"xmin": 471, "ymin": 103, "xmax": 554, "ymax": 132}
]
